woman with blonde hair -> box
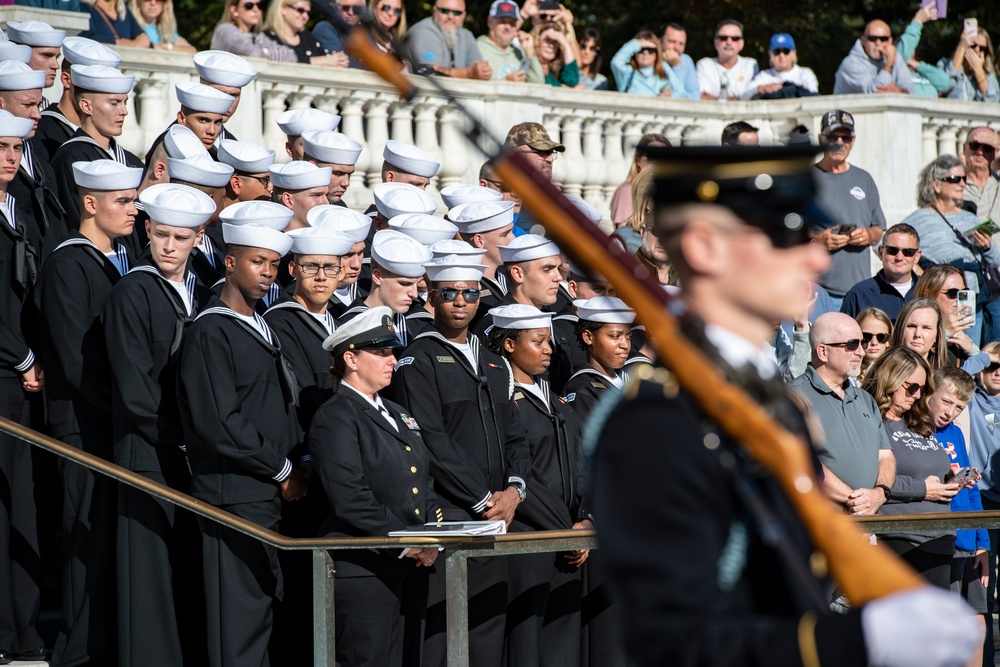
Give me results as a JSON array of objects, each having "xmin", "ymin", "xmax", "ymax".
[
  {"xmin": 610, "ymin": 29, "xmax": 683, "ymax": 96},
  {"xmin": 263, "ymin": 0, "xmax": 349, "ymax": 66},
  {"xmin": 529, "ymin": 21, "xmax": 579, "ymax": 87},
  {"xmin": 210, "ymin": 0, "xmax": 297, "ymax": 61},
  {"xmin": 611, "ymin": 167, "xmax": 653, "ymax": 256},
  {"xmin": 367, "ymin": 0, "xmax": 407, "ymax": 51},
  {"xmin": 129, "ymin": 0, "xmax": 195, "ymax": 51},
  {"xmin": 914, "ymin": 265, "xmax": 980, "ymax": 362},
  {"xmin": 892, "ymin": 298, "xmax": 951, "ymax": 372},
  {"xmin": 609, "ymin": 133, "xmax": 670, "ymax": 227},
  {"xmin": 856, "ymin": 306, "xmax": 892, "ymax": 380},
  {"xmin": 80, "ymin": 0, "xmax": 150, "ymax": 46},
  {"xmin": 940, "ymin": 28, "xmax": 1000, "ymax": 103}
]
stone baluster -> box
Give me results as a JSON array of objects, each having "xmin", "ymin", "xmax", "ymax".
[
  {"xmin": 921, "ymin": 120, "xmax": 941, "ymax": 165},
  {"xmin": 339, "ymin": 95, "xmax": 370, "ymax": 200},
  {"xmin": 364, "ymin": 96, "xmax": 392, "ymax": 187},
  {"xmin": 133, "ymin": 76, "xmax": 165, "ymax": 158},
  {"xmin": 261, "ymin": 89, "xmax": 290, "ymax": 162},
  {"xmin": 436, "ymin": 104, "xmax": 468, "ymax": 190},
  {"xmin": 389, "ymin": 102, "xmax": 415, "ymax": 146},
  {"xmin": 682, "ymin": 121, "xmax": 709, "ymax": 145},
  {"xmin": 285, "ymin": 92, "xmax": 313, "ymax": 111},
  {"xmin": 601, "ymin": 118, "xmax": 626, "ymax": 211},
  {"xmin": 937, "ymin": 123, "xmax": 959, "ymax": 159},
  {"xmin": 558, "ymin": 116, "xmax": 585, "ymax": 197},
  {"xmin": 414, "ymin": 100, "xmax": 443, "ymax": 187},
  {"xmin": 580, "ymin": 117, "xmax": 605, "ymax": 209},
  {"xmin": 621, "ymin": 120, "xmax": 645, "ymax": 161}
]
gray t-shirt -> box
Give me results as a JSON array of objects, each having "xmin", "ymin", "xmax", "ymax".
[
  {"xmin": 813, "ymin": 164, "xmax": 887, "ymax": 297},
  {"xmin": 404, "ymin": 16, "xmax": 482, "ymax": 69},
  {"xmin": 788, "ymin": 365, "xmax": 890, "ymax": 491}
]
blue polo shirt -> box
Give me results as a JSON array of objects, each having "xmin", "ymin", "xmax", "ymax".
[{"xmin": 840, "ymin": 270, "xmax": 918, "ymax": 321}]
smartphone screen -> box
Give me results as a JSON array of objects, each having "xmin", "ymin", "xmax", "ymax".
[{"xmin": 964, "ymin": 18, "xmax": 978, "ymax": 38}]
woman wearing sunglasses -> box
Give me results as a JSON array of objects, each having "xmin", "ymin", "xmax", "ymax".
[
  {"xmin": 263, "ymin": 0, "xmax": 350, "ymax": 66},
  {"xmin": 211, "ymin": 0, "xmax": 297, "ymax": 60},
  {"xmin": 861, "ymin": 346, "xmax": 959, "ymax": 589},
  {"xmin": 915, "ymin": 265, "xmax": 982, "ymax": 363},
  {"xmin": 610, "ymin": 29, "xmax": 682, "ymax": 96},
  {"xmin": 940, "ymin": 27, "xmax": 1000, "ymax": 103},
  {"xmin": 365, "ymin": 0, "xmax": 407, "ymax": 55},
  {"xmin": 744, "ymin": 33, "xmax": 818, "ymax": 99},
  {"xmin": 856, "ymin": 307, "xmax": 892, "ymax": 380}
]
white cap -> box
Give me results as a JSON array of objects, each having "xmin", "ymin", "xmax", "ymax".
[
  {"xmin": 218, "ymin": 139, "xmax": 275, "ymax": 173},
  {"xmin": 276, "ymin": 108, "xmax": 341, "ymax": 136},
  {"xmin": 222, "ymin": 223, "xmax": 293, "ymax": 256},
  {"xmin": 429, "ymin": 238, "xmax": 487, "ymax": 260},
  {"xmin": 193, "ymin": 50, "xmax": 256, "ymax": 88},
  {"xmin": 388, "ymin": 213, "xmax": 457, "ymax": 246},
  {"xmin": 219, "ymin": 200, "xmax": 293, "ymax": 231},
  {"xmin": 0, "ymin": 110, "xmax": 34, "ymax": 139},
  {"xmin": 322, "ymin": 305, "xmax": 397, "ymax": 354},
  {"xmin": 306, "ymin": 206, "xmax": 372, "ymax": 243},
  {"xmin": 70, "ymin": 64, "xmax": 133, "ymax": 94},
  {"xmin": 167, "ymin": 154, "xmax": 234, "ymax": 188},
  {"xmin": 450, "ymin": 200, "xmax": 515, "ymax": 233},
  {"xmin": 371, "ymin": 230, "xmax": 433, "ymax": 278},
  {"xmin": 175, "ymin": 81, "xmax": 234, "ymax": 115},
  {"xmin": 489, "ymin": 303, "xmax": 553, "ymax": 330},
  {"xmin": 163, "ymin": 124, "xmax": 209, "ymax": 160},
  {"xmin": 72, "ymin": 160, "xmax": 143, "ymax": 190},
  {"xmin": 301, "ymin": 129, "xmax": 362, "ymax": 165},
  {"xmin": 269, "ymin": 161, "xmax": 332, "ymax": 190},
  {"xmin": 564, "ymin": 194, "xmax": 602, "ymax": 224},
  {"xmin": 424, "ymin": 254, "xmax": 487, "ymax": 282},
  {"xmin": 287, "ymin": 226, "xmax": 356, "ymax": 256},
  {"xmin": 0, "ymin": 41, "xmax": 32, "ymax": 64},
  {"xmin": 573, "ymin": 296, "xmax": 635, "ymax": 324},
  {"xmin": 382, "ymin": 140, "xmax": 440, "ymax": 178},
  {"xmin": 140, "ymin": 183, "xmax": 217, "ymax": 228},
  {"xmin": 440, "ymin": 184, "xmax": 502, "ymax": 210},
  {"xmin": 6, "ymin": 21, "xmax": 65, "ymax": 47},
  {"xmin": 498, "ymin": 233, "xmax": 560, "ymax": 264},
  {"xmin": 373, "ymin": 182, "xmax": 437, "ymax": 219},
  {"xmin": 0, "ymin": 60, "xmax": 45, "ymax": 91},
  {"xmin": 62, "ymin": 36, "xmax": 121, "ymax": 67}
]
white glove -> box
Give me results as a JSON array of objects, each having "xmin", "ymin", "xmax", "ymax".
[{"xmin": 861, "ymin": 586, "xmax": 980, "ymax": 667}]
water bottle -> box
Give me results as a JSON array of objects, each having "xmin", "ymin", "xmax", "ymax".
[{"xmin": 719, "ymin": 73, "xmax": 729, "ymax": 103}]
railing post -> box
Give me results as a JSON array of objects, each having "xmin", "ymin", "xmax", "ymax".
[
  {"xmin": 445, "ymin": 549, "xmax": 470, "ymax": 667},
  {"xmin": 312, "ymin": 549, "xmax": 336, "ymax": 667}
]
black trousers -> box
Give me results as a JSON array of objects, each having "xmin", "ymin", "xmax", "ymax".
[
  {"xmin": 505, "ymin": 551, "xmax": 582, "ymax": 667},
  {"xmin": 0, "ymin": 377, "xmax": 43, "ymax": 654},
  {"xmin": 580, "ymin": 551, "xmax": 629, "ymax": 667}
]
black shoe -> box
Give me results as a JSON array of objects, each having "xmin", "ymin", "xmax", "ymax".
[
  {"xmin": 11, "ymin": 647, "xmax": 49, "ymax": 661},
  {"xmin": 0, "ymin": 648, "xmax": 11, "ymax": 665}
]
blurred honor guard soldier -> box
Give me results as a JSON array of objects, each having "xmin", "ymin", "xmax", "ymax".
[
  {"xmin": 310, "ymin": 307, "xmax": 443, "ymax": 667},
  {"xmin": 177, "ymin": 222, "xmax": 306, "ymax": 667},
  {"xmin": 0, "ymin": 111, "xmax": 47, "ymax": 666},
  {"xmin": 275, "ymin": 108, "xmax": 340, "ymax": 161},
  {"xmin": 391, "ymin": 253, "xmax": 530, "ymax": 667},
  {"xmin": 6, "ymin": 21, "xmax": 65, "ymax": 108},
  {"xmin": 33, "ymin": 159, "xmax": 142, "ymax": 667},
  {"xmin": 448, "ymin": 199, "xmax": 517, "ymax": 325},
  {"xmin": 590, "ymin": 145, "xmax": 981, "ymax": 667},
  {"xmin": 35, "ymin": 37, "xmax": 121, "ymax": 161},
  {"xmin": 103, "ymin": 183, "xmax": 216, "ymax": 667},
  {"xmin": 380, "ymin": 140, "xmax": 441, "ymax": 189},
  {"xmin": 307, "ymin": 206, "xmax": 372, "ymax": 317},
  {"xmin": 301, "ymin": 129, "xmax": 363, "ymax": 205},
  {"xmin": 143, "ymin": 82, "xmax": 235, "ymax": 165},
  {"xmin": 0, "ymin": 60, "xmax": 67, "ymax": 253},
  {"xmin": 50, "ymin": 65, "xmax": 143, "ymax": 231},
  {"xmin": 193, "ymin": 50, "xmax": 257, "ymax": 144}
]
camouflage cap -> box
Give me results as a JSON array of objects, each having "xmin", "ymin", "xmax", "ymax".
[{"xmin": 504, "ymin": 122, "xmax": 565, "ymax": 152}]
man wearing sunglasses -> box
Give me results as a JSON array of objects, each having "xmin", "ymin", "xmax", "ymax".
[
  {"xmin": 743, "ymin": 33, "xmax": 819, "ymax": 99},
  {"xmin": 695, "ymin": 19, "xmax": 758, "ymax": 100},
  {"xmin": 834, "ymin": 19, "xmax": 914, "ymax": 94},
  {"xmin": 841, "ymin": 223, "xmax": 921, "ymax": 320},
  {"xmin": 962, "ymin": 127, "xmax": 1000, "ymax": 224},
  {"xmin": 404, "ymin": 0, "xmax": 493, "ymax": 80},
  {"xmin": 313, "ymin": 0, "xmax": 364, "ymax": 65}
]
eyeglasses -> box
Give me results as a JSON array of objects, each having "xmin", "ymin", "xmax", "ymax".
[
  {"xmin": 967, "ymin": 141, "xmax": 997, "ymax": 155},
  {"xmin": 824, "ymin": 339, "xmax": 862, "ymax": 351},
  {"xmin": 987, "ymin": 363, "xmax": 1000, "ymax": 373},
  {"xmin": 637, "ymin": 47, "xmax": 657, "ymax": 55},
  {"xmin": 285, "ymin": 4, "xmax": 309, "ymax": 14},
  {"xmin": 900, "ymin": 381, "xmax": 926, "ymax": 397},
  {"xmin": 435, "ymin": 6, "xmax": 465, "ymax": 16},
  {"xmin": 941, "ymin": 288, "xmax": 963, "ymax": 299},
  {"xmin": 824, "ymin": 133, "xmax": 855, "ymax": 144},
  {"xmin": 238, "ymin": 172, "xmax": 271, "ymax": 189},
  {"xmin": 581, "ymin": 44, "xmax": 601, "ymax": 53},
  {"xmin": 298, "ymin": 263, "xmax": 341, "ymax": 277},
  {"xmin": 882, "ymin": 245, "xmax": 918, "ymax": 257},
  {"xmin": 861, "ymin": 332, "xmax": 890, "ymax": 346},
  {"xmin": 864, "ymin": 34, "xmax": 891, "ymax": 42},
  {"xmin": 716, "ymin": 34, "xmax": 742, "ymax": 42},
  {"xmin": 338, "ymin": 4, "xmax": 364, "ymax": 14},
  {"xmin": 378, "ymin": 4, "xmax": 401, "ymax": 14},
  {"xmin": 537, "ymin": 11, "xmax": 557, "ymax": 20},
  {"xmin": 939, "ymin": 175, "xmax": 967, "ymax": 184},
  {"xmin": 973, "ymin": 44, "xmax": 990, "ymax": 54},
  {"xmin": 772, "ymin": 48, "xmax": 791, "ymax": 55},
  {"xmin": 240, "ymin": 1, "xmax": 261, "ymax": 9},
  {"xmin": 433, "ymin": 287, "xmax": 481, "ymax": 302},
  {"xmin": 520, "ymin": 147, "xmax": 557, "ymax": 160}
]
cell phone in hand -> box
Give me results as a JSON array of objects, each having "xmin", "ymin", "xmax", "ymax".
[
  {"xmin": 947, "ymin": 466, "xmax": 974, "ymax": 484},
  {"xmin": 964, "ymin": 18, "xmax": 978, "ymax": 38},
  {"xmin": 836, "ymin": 224, "xmax": 857, "ymax": 236},
  {"xmin": 519, "ymin": 58, "xmax": 532, "ymax": 74},
  {"xmin": 957, "ymin": 289, "xmax": 976, "ymax": 325}
]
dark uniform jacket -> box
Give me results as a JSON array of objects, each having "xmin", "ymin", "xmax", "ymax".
[
  {"xmin": 189, "ymin": 224, "xmax": 226, "ymax": 289},
  {"xmin": 310, "ymin": 386, "xmax": 444, "ymax": 576},
  {"xmin": 335, "ymin": 296, "xmax": 433, "ymax": 347},
  {"xmin": 470, "ymin": 270, "xmax": 508, "ymax": 330},
  {"xmin": 389, "ymin": 329, "xmax": 531, "ymax": 520},
  {"xmin": 0, "ymin": 201, "xmax": 41, "ymax": 380},
  {"xmin": 8, "ymin": 139, "xmax": 68, "ymax": 255},
  {"xmin": 35, "ymin": 103, "xmax": 77, "ymax": 162},
  {"xmin": 561, "ymin": 367, "xmax": 621, "ymax": 418},
  {"xmin": 177, "ymin": 297, "xmax": 301, "ymax": 506}
]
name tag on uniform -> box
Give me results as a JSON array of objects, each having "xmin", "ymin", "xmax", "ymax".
[
  {"xmin": 435, "ymin": 355, "xmax": 455, "ymax": 363},
  {"xmin": 480, "ymin": 289, "xmax": 492, "ymax": 298},
  {"xmin": 591, "ymin": 382, "xmax": 606, "ymax": 389},
  {"xmin": 401, "ymin": 414, "xmax": 421, "ymax": 430},
  {"xmin": 513, "ymin": 391, "xmax": 524, "ymax": 400}
]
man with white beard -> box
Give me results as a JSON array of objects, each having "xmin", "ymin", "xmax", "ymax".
[{"xmin": 405, "ymin": 0, "xmax": 493, "ymax": 80}]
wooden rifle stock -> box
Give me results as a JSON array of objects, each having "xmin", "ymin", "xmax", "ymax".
[{"xmin": 347, "ymin": 37, "xmax": 923, "ymax": 605}]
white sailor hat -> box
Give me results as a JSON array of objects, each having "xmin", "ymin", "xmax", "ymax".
[
  {"xmin": 167, "ymin": 154, "xmax": 234, "ymax": 188},
  {"xmin": 175, "ymin": 81, "xmax": 234, "ymax": 115},
  {"xmin": 0, "ymin": 60, "xmax": 45, "ymax": 91},
  {"xmin": 573, "ymin": 296, "xmax": 635, "ymax": 324},
  {"xmin": 322, "ymin": 306, "xmax": 398, "ymax": 355},
  {"xmin": 0, "ymin": 41, "xmax": 32, "ymax": 64},
  {"xmin": 0, "ymin": 110, "xmax": 34, "ymax": 139},
  {"xmin": 388, "ymin": 213, "xmax": 457, "ymax": 246},
  {"xmin": 276, "ymin": 108, "xmax": 341, "ymax": 136},
  {"xmin": 424, "ymin": 254, "xmax": 487, "ymax": 283},
  {"xmin": 301, "ymin": 129, "xmax": 362, "ymax": 165},
  {"xmin": 382, "ymin": 140, "xmax": 440, "ymax": 178},
  {"xmin": 219, "ymin": 200, "xmax": 293, "ymax": 231},
  {"xmin": 371, "ymin": 230, "xmax": 433, "ymax": 278},
  {"xmin": 163, "ymin": 124, "xmax": 209, "ymax": 160},
  {"xmin": 564, "ymin": 194, "xmax": 602, "ymax": 224},
  {"xmin": 373, "ymin": 182, "xmax": 437, "ymax": 219},
  {"xmin": 269, "ymin": 161, "xmax": 332, "ymax": 190},
  {"xmin": 449, "ymin": 200, "xmax": 515, "ymax": 233},
  {"xmin": 306, "ymin": 206, "xmax": 371, "ymax": 243},
  {"xmin": 218, "ymin": 139, "xmax": 275, "ymax": 173},
  {"xmin": 6, "ymin": 21, "xmax": 65, "ymax": 48},
  {"xmin": 72, "ymin": 160, "xmax": 143, "ymax": 190},
  {"xmin": 193, "ymin": 50, "xmax": 256, "ymax": 88},
  {"xmin": 498, "ymin": 233, "xmax": 560, "ymax": 264},
  {"xmin": 440, "ymin": 184, "xmax": 502, "ymax": 210},
  {"xmin": 222, "ymin": 222, "xmax": 293, "ymax": 256},
  {"xmin": 70, "ymin": 64, "xmax": 133, "ymax": 94},
  {"xmin": 429, "ymin": 238, "xmax": 487, "ymax": 260},
  {"xmin": 140, "ymin": 183, "xmax": 216, "ymax": 228},
  {"xmin": 62, "ymin": 36, "xmax": 121, "ymax": 67},
  {"xmin": 287, "ymin": 226, "xmax": 356, "ymax": 256},
  {"xmin": 489, "ymin": 303, "xmax": 553, "ymax": 330}
]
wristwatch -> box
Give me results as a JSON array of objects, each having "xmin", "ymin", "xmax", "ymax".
[
  {"xmin": 875, "ymin": 484, "xmax": 892, "ymax": 500},
  {"xmin": 513, "ymin": 485, "xmax": 527, "ymax": 503}
]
